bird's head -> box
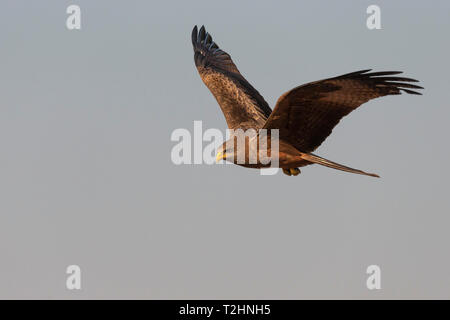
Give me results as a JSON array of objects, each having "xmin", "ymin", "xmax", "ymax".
[
  {"xmin": 216, "ymin": 135, "xmax": 261, "ymax": 164},
  {"xmin": 215, "ymin": 141, "xmax": 235, "ymax": 163}
]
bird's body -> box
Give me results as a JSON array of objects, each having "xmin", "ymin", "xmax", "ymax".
[{"xmin": 191, "ymin": 25, "xmax": 423, "ymax": 177}]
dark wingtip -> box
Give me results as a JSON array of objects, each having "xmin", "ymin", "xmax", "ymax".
[
  {"xmin": 368, "ymin": 71, "xmax": 404, "ymax": 77},
  {"xmin": 191, "ymin": 25, "xmax": 198, "ymax": 46},
  {"xmin": 402, "ymin": 89, "xmax": 423, "ymax": 95},
  {"xmin": 191, "ymin": 25, "xmax": 209, "ymax": 47},
  {"xmin": 199, "ymin": 25, "xmax": 206, "ymax": 40},
  {"xmin": 336, "ymin": 69, "xmax": 372, "ymax": 78},
  {"xmin": 204, "ymin": 33, "xmax": 212, "ymax": 45},
  {"xmin": 363, "ymin": 70, "xmax": 424, "ymax": 95}
]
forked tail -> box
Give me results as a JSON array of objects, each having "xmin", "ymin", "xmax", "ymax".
[{"xmin": 300, "ymin": 153, "xmax": 380, "ymax": 178}]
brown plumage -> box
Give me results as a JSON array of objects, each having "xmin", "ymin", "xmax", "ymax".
[{"xmin": 191, "ymin": 25, "xmax": 423, "ymax": 177}]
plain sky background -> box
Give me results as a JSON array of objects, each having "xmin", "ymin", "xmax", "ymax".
[{"xmin": 0, "ymin": 0, "xmax": 449, "ymax": 299}]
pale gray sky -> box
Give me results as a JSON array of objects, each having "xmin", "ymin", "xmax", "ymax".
[{"xmin": 0, "ymin": 0, "xmax": 449, "ymax": 299}]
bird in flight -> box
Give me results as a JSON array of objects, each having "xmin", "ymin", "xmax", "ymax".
[{"xmin": 191, "ymin": 25, "xmax": 423, "ymax": 177}]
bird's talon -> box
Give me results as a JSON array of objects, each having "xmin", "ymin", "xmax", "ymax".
[{"xmin": 283, "ymin": 168, "xmax": 300, "ymax": 176}]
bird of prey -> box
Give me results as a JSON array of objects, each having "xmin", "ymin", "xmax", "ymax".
[{"xmin": 191, "ymin": 25, "xmax": 423, "ymax": 177}]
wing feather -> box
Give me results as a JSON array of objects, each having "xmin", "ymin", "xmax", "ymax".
[
  {"xmin": 263, "ymin": 69, "xmax": 423, "ymax": 152},
  {"xmin": 192, "ymin": 25, "xmax": 271, "ymax": 129}
]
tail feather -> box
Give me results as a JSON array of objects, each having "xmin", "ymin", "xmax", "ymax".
[{"xmin": 301, "ymin": 153, "xmax": 380, "ymax": 178}]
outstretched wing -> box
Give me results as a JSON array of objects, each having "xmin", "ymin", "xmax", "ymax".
[
  {"xmin": 263, "ymin": 69, "xmax": 423, "ymax": 152},
  {"xmin": 192, "ymin": 25, "xmax": 272, "ymax": 130}
]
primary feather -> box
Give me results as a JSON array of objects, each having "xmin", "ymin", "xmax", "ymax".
[{"xmin": 192, "ymin": 25, "xmax": 272, "ymax": 130}]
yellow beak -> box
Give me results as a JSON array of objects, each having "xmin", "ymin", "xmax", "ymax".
[{"xmin": 216, "ymin": 151, "xmax": 226, "ymax": 163}]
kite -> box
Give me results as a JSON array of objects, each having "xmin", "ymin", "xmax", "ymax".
[{"xmin": 191, "ymin": 25, "xmax": 423, "ymax": 177}]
